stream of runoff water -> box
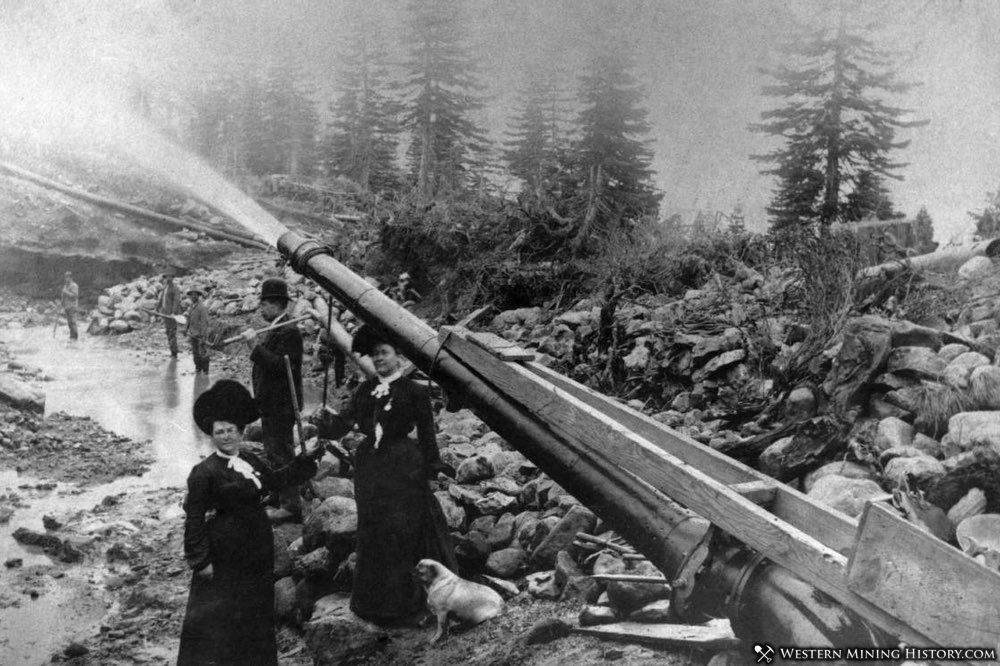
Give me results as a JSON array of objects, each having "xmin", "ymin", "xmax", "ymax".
[{"xmin": 0, "ymin": 327, "xmax": 321, "ymax": 664}]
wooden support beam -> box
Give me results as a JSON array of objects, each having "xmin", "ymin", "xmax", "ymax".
[
  {"xmin": 848, "ymin": 503, "xmax": 1000, "ymax": 647},
  {"xmin": 524, "ymin": 361, "xmax": 859, "ymax": 556},
  {"xmin": 589, "ymin": 574, "xmax": 671, "ymax": 585},
  {"xmin": 728, "ymin": 480, "xmax": 778, "ymax": 507},
  {"xmin": 440, "ymin": 328, "xmax": 935, "ymax": 647},
  {"xmin": 467, "ymin": 330, "xmax": 536, "ymax": 361}
]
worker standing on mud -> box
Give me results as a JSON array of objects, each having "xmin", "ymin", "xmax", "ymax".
[
  {"xmin": 185, "ymin": 288, "xmax": 210, "ymax": 374},
  {"xmin": 239, "ymin": 278, "xmax": 304, "ymax": 521},
  {"xmin": 158, "ymin": 270, "xmax": 181, "ymax": 357},
  {"xmin": 60, "ymin": 271, "xmax": 79, "ymax": 340}
]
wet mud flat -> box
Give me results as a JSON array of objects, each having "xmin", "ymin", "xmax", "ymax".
[{"xmin": 0, "ymin": 324, "xmax": 697, "ymax": 666}]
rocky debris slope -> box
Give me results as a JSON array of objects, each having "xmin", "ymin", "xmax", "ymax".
[{"xmin": 484, "ymin": 255, "xmax": 1000, "ymax": 576}]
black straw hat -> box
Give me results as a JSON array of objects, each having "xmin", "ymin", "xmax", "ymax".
[
  {"xmin": 260, "ymin": 278, "xmax": 291, "ymax": 303},
  {"xmin": 193, "ymin": 379, "xmax": 259, "ymax": 436},
  {"xmin": 351, "ymin": 324, "xmax": 396, "ymax": 357}
]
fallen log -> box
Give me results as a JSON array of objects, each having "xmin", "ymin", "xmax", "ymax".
[
  {"xmin": 0, "ymin": 161, "xmax": 269, "ymax": 250},
  {"xmin": 857, "ymin": 238, "xmax": 1000, "ymax": 283}
]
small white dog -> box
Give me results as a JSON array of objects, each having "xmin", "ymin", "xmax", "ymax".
[{"xmin": 414, "ymin": 558, "xmax": 504, "ymax": 644}]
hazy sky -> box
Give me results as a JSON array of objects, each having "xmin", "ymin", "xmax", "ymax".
[{"xmin": 3, "ymin": 0, "xmax": 1000, "ymax": 242}]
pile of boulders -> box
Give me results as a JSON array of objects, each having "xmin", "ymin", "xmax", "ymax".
[
  {"xmin": 87, "ymin": 263, "xmax": 329, "ymax": 338},
  {"xmin": 265, "ymin": 405, "xmax": 709, "ymax": 661}
]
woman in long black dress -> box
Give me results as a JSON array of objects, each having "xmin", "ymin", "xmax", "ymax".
[
  {"xmin": 178, "ymin": 379, "xmax": 321, "ymax": 666},
  {"xmin": 314, "ymin": 325, "xmax": 457, "ymax": 625}
]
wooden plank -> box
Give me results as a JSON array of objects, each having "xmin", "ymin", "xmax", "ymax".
[
  {"xmin": 729, "ymin": 480, "xmax": 778, "ymax": 507},
  {"xmin": 467, "ymin": 330, "xmax": 536, "ymax": 361},
  {"xmin": 440, "ymin": 329, "xmax": 934, "ymax": 647},
  {"xmin": 589, "ymin": 574, "xmax": 671, "ymax": 584},
  {"xmin": 848, "ymin": 503, "xmax": 1000, "ymax": 647},
  {"xmin": 524, "ymin": 361, "xmax": 859, "ymax": 556},
  {"xmin": 572, "ymin": 619, "xmax": 740, "ymax": 651}
]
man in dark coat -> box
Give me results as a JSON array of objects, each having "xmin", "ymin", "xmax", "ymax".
[
  {"xmin": 158, "ymin": 270, "xmax": 182, "ymax": 357},
  {"xmin": 185, "ymin": 288, "xmax": 211, "ymax": 374},
  {"xmin": 240, "ymin": 277, "xmax": 303, "ymax": 519}
]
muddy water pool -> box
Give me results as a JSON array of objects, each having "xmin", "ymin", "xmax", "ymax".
[{"xmin": 0, "ymin": 328, "xmax": 320, "ymax": 663}]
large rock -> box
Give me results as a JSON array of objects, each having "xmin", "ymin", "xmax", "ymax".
[
  {"xmin": 274, "ymin": 576, "xmax": 298, "ymax": 621},
  {"xmin": 944, "ymin": 352, "xmax": 991, "ymax": 389},
  {"xmin": 0, "ymin": 374, "xmax": 44, "ymax": 413},
  {"xmin": 958, "ymin": 255, "xmax": 994, "ymax": 280},
  {"xmin": 758, "ymin": 436, "xmax": 794, "ymax": 476},
  {"xmin": 515, "ymin": 516, "xmax": 549, "ymax": 551},
  {"xmin": 487, "ymin": 513, "xmax": 516, "ymax": 550},
  {"xmin": 803, "ymin": 461, "xmax": 877, "ymax": 493},
  {"xmin": 939, "ymin": 343, "xmax": 971, "ymax": 363},
  {"xmin": 311, "ymin": 477, "xmax": 355, "ymax": 500},
  {"xmin": 456, "ymin": 455, "xmax": 494, "ymax": 483},
  {"xmin": 945, "ymin": 412, "xmax": 1000, "ymax": 452},
  {"xmin": 475, "ymin": 491, "xmax": 519, "ymax": 516},
  {"xmin": 485, "ymin": 547, "xmax": 527, "ymax": 578},
  {"xmin": 434, "ymin": 491, "xmax": 465, "ymax": 531},
  {"xmin": 530, "ymin": 505, "xmax": 596, "ymax": 568},
  {"xmin": 784, "ymin": 387, "xmax": 816, "ymax": 421},
  {"xmin": 883, "ymin": 455, "xmax": 946, "ymax": 489},
  {"xmin": 890, "ymin": 321, "xmax": 943, "ymax": 351},
  {"xmin": 873, "ymin": 417, "xmax": 913, "ymax": 453},
  {"xmin": 628, "ymin": 599, "xmax": 673, "ymax": 623},
  {"xmin": 886, "ymin": 347, "xmax": 946, "ymax": 381},
  {"xmin": 605, "ymin": 560, "xmax": 671, "ymax": 615},
  {"xmin": 824, "ymin": 316, "xmax": 892, "ymax": 410},
  {"xmin": 579, "ymin": 605, "xmax": 619, "ymax": 626},
  {"xmin": 807, "ymin": 475, "xmax": 885, "ymax": 518},
  {"xmin": 970, "ymin": 367, "xmax": 1000, "ymax": 409},
  {"xmin": 272, "ymin": 523, "xmax": 302, "ymax": 579},
  {"xmin": 304, "ymin": 595, "xmax": 389, "ymax": 665},
  {"xmin": 302, "ymin": 496, "xmax": 358, "ymax": 562},
  {"xmin": 526, "ymin": 571, "xmax": 562, "ymax": 599}
]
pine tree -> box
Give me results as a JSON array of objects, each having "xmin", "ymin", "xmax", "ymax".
[
  {"xmin": 912, "ymin": 205, "xmax": 935, "ymax": 252},
  {"xmin": 568, "ymin": 49, "xmax": 661, "ymax": 252},
  {"xmin": 400, "ymin": 0, "xmax": 489, "ymax": 199},
  {"xmin": 970, "ymin": 189, "xmax": 1000, "ymax": 239},
  {"xmin": 321, "ymin": 16, "xmax": 402, "ymax": 193},
  {"xmin": 249, "ymin": 65, "xmax": 319, "ymax": 177},
  {"xmin": 503, "ymin": 69, "xmax": 570, "ymax": 203},
  {"xmin": 842, "ymin": 170, "xmax": 903, "ymax": 221},
  {"xmin": 751, "ymin": 15, "xmax": 925, "ymax": 229}
]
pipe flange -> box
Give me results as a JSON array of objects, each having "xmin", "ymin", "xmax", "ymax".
[
  {"xmin": 288, "ymin": 239, "xmax": 333, "ymax": 272},
  {"xmin": 724, "ymin": 550, "xmax": 768, "ymax": 639}
]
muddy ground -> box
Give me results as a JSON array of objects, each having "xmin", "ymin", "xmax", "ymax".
[{"xmin": 0, "ymin": 319, "xmax": 704, "ymax": 666}]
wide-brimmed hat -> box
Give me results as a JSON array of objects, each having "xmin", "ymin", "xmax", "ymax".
[
  {"xmin": 260, "ymin": 277, "xmax": 291, "ymax": 303},
  {"xmin": 186, "ymin": 287, "xmax": 204, "ymax": 297},
  {"xmin": 193, "ymin": 379, "xmax": 259, "ymax": 436},
  {"xmin": 351, "ymin": 323, "xmax": 397, "ymax": 357}
]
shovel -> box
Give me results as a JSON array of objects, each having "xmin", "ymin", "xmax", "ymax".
[
  {"xmin": 141, "ymin": 309, "xmax": 189, "ymax": 327},
  {"xmin": 218, "ymin": 315, "xmax": 312, "ymax": 347}
]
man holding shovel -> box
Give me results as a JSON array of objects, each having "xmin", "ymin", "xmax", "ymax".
[
  {"xmin": 239, "ymin": 277, "xmax": 304, "ymax": 521},
  {"xmin": 185, "ymin": 288, "xmax": 211, "ymax": 374},
  {"xmin": 158, "ymin": 270, "xmax": 182, "ymax": 357}
]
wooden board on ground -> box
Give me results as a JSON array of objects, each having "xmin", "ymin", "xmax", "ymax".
[
  {"xmin": 572, "ymin": 619, "xmax": 740, "ymax": 651},
  {"xmin": 847, "ymin": 502, "xmax": 1000, "ymax": 647}
]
